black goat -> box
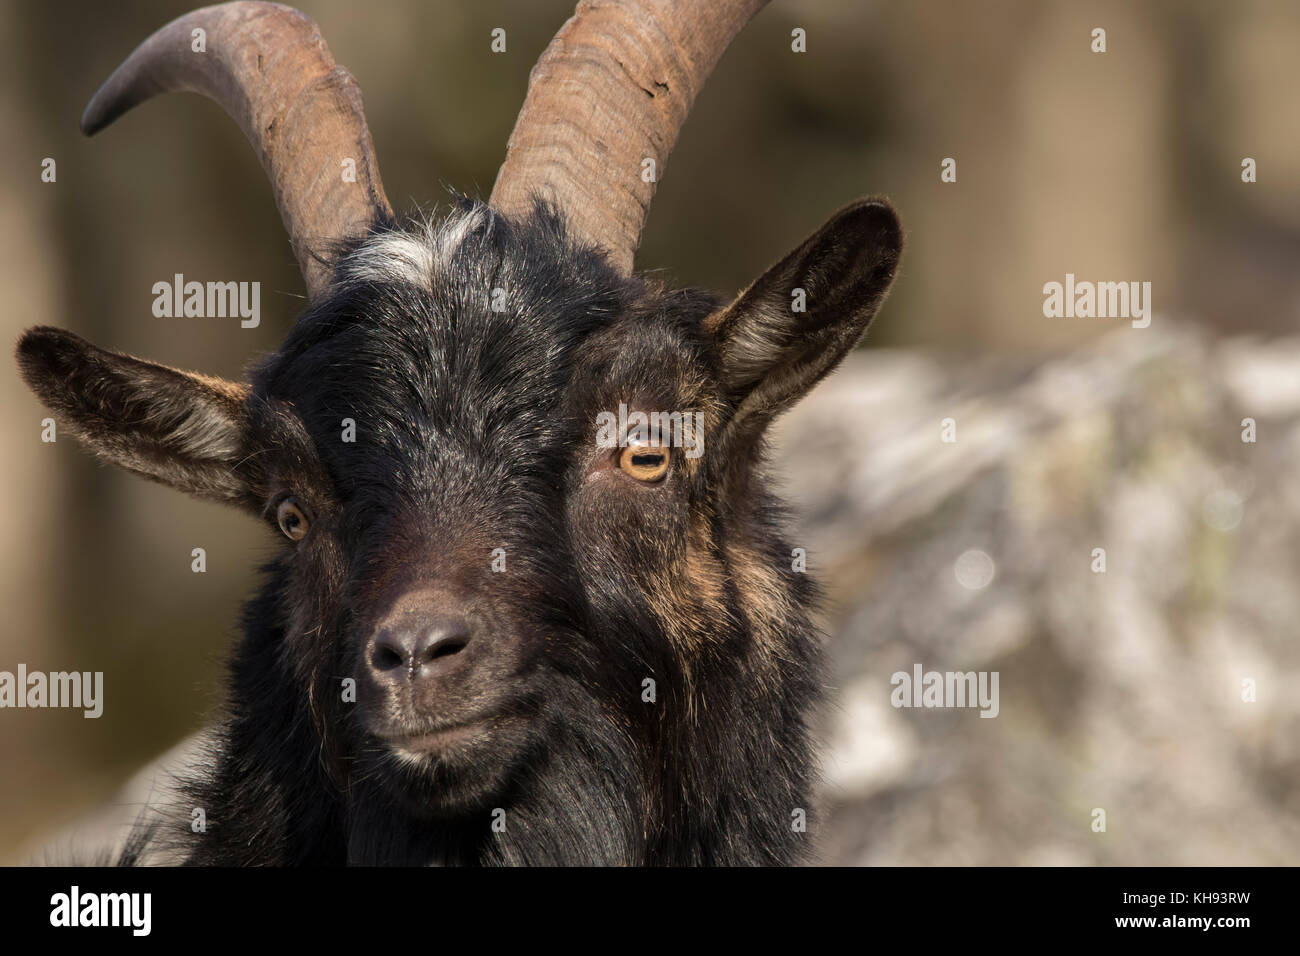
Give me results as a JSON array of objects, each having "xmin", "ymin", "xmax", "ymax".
[{"xmin": 16, "ymin": 1, "xmax": 901, "ymax": 865}]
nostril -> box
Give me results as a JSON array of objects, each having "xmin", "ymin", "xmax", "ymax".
[
  {"xmin": 419, "ymin": 625, "xmax": 470, "ymax": 665},
  {"xmin": 370, "ymin": 640, "xmax": 406, "ymax": 673},
  {"xmin": 425, "ymin": 635, "xmax": 467, "ymax": 662}
]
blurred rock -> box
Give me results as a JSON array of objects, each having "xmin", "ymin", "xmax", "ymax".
[{"xmin": 772, "ymin": 321, "xmax": 1300, "ymax": 865}]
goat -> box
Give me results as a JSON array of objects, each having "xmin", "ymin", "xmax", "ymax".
[{"xmin": 15, "ymin": 0, "xmax": 902, "ymax": 865}]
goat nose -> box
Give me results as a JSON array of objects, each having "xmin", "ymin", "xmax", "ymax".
[{"xmin": 370, "ymin": 614, "xmax": 472, "ymax": 679}]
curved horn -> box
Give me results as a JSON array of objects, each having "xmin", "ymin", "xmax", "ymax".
[
  {"xmin": 490, "ymin": 0, "xmax": 769, "ymax": 274},
  {"xmin": 81, "ymin": 1, "xmax": 392, "ymax": 299}
]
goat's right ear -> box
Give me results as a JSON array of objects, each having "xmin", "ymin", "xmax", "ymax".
[
  {"xmin": 15, "ymin": 326, "xmax": 256, "ymax": 505},
  {"xmin": 705, "ymin": 199, "xmax": 902, "ymax": 433}
]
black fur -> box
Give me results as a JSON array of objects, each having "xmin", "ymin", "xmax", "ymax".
[{"xmin": 17, "ymin": 196, "xmax": 902, "ymax": 865}]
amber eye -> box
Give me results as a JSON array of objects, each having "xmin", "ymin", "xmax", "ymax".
[
  {"xmin": 619, "ymin": 441, "xmax": 669, "ymax": 482},
  {"xmin": 276, "ymin": 497, "xmax": 311, "ymax": 541}
]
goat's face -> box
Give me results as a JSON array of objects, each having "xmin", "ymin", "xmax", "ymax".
[
  {"xmin": 17, "ymin": 198, "xmax": 900, "ymax": 817},
  {"xmin": 259, "ymin": 202, "xmax": 728, "ymax": 814}
]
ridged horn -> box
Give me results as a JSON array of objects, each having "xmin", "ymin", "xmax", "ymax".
[
  {"xmin": 490, "ymin": 0, "xmax": 769, "ymax": 274},
  {"xmin": 82, "ymin": 1, "xmax": 393, "ymax": 299}
]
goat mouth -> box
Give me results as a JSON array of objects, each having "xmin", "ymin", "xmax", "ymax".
[{"xmin": 377, "ymin": 721, "xmax": 488, "ymax": 757}]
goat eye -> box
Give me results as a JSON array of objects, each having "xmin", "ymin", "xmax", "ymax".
[
  {"xmin": 619, "ymin": 442, "xmax": 669, "ymax": 482},
  {"xmin": 276, "ymin": 498, "xmax": 311, "ymax": 541}
]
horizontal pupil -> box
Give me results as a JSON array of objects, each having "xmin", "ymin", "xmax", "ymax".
[{"xmin": 631, "ymin": 453, "xmax": 663, "ymax": 467}]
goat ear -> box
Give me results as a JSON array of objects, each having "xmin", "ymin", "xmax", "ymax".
[
  {"xmin": 15, "ymin": 326, "xmax": 256, "ymax": 504},
  {"xmin": 705, "ymin": 199, "xmax": 902, "ymax": 430}
]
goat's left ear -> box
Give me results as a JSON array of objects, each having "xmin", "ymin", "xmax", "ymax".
[
  {"xmin": 705, "ymin": 198, "xmax": 902, "ymax": 430},
  {"xmin": 15, "ymin": 326, "xmax": 257, "ymax": 505}
]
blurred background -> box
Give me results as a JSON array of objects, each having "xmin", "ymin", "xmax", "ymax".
[{"xmin": 2, "ymin": 0, "xmax": 1299, "ymax": 864}]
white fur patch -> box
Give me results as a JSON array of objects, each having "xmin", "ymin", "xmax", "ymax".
[{"xmin": 341, "ymin": 206, "xmax": 496, "ymax": 288}]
